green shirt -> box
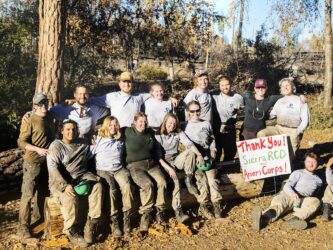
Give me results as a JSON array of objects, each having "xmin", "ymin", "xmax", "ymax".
[{"xmin": 123, "ymin": 127, "xmax": 156, "ymax": 163}]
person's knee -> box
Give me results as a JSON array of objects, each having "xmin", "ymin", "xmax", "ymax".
[{"xmin": 157, "ymin": 178, "xmax": 167, "ymax": 189}]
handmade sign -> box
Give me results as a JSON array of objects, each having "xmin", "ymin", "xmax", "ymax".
[{"xmin": 236, "ymin": 135, "xmax": 291, "ymax": 181}]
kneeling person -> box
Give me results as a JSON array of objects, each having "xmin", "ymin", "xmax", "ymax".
[
  {"xmin": 252, "ymin": 151, "xmax": 322, "ymax": 231},
  {"xmin": 47, "ymin": 120, "xmax": 103, "ymax": 247}
]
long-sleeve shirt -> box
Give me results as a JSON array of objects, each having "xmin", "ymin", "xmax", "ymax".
[
  {"xmin": 143, "ymin": 98, "xmax": 173, "ymax": 128},
  {"xmin": 183, "ymin": 88, "xmax": 212, "ymax": 122},
  {"xmin": 50, "ymin": 102, "xmax": 109, "ymax": 139},
  {"xmin": 47, "ymin": 139, "xmax": 90, "ymax": 192},
  {"xmin": 270, "ymin": 95, "xmax": 310, "ymax": 135},
  {"xmin": 181, "ymin": 120, "xmax": 216, "ymax": 154},
  {"xmin": 326, "ymin": 168, "xmax": 333, "ymax": 185},
  {"xmin": 90, "ymin": 91, "xmax": 151, "ymax": 127},
  {"xmin": 283, "ymin": 169, "xmax": 322, "ymax": 197},
  {"xmin": 17, "ymin": 112, "xmax": 55, "ymax": 165},
  {"xmin": 89, "ymin": 135, "xmax": 124, "ymax": 172}
]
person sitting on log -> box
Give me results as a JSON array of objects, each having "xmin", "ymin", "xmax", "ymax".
[
  {"xmin": 181, "ymin": 101, "xmax": 223, "ymax": 219},
  {"xmin": 17, "ymin": 93, "xmax": 55, "ymax": 240},
  {"xmin": 89, "ymin": 116, "xmax": 133, "ymax": 238},
  {"xmin": 47, "ymin": 119, "xmax": 103, "ymax": 247},
  {"xmin": 320, "ymin": 156, "xmax": 333, "ymax": 221},
  {"xmin": 155, "ymin": 113, "xmax": 204, "ymax": 223},
  {"xmin": 252, "ymin": 151, "xmax": 322, "ymax": 231}
]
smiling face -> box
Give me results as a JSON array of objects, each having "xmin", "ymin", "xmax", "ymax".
[
  {"xmin": 197, "ymin": 75, "xmax": 209, "ymax": 90},
  {"xmin": 254, "ymin": 86, "xmax": 267, "ymax": 98},
  {"xmin": 219, "ymin": 79, "xmax": 231, "ymax": 95},
  {"xmin": 280, "ymin": 80, "xmax": 293, "ymax": 96},
  {"xmin": 165, "ymin": 116, "xmax": 177, "ymax": 134},
  {"xmin": 151, "ymin": 85, "xmax": 164, "ymax": 101},
  {"xmin": 188, "ymin": 103, "xmax": 201, "ymax": 121},
  {"xmin": 33, "ymin": 100, "xmax": 48, "ymax": 117},
  {"xmin": 108, "ymin": 119, "xmax": 119, "ymax": 136},
  {"xmin": 134, "ymin": 116, "xmax": 148, "ymax": 132},
  {"xmin": 119, "ymin": 80, "xmax": 133, "ymax": 94},
  {"xmin": 304, "ymin": 156, "xmax": 318, "ymax": 173},
  {"xmin": 61, "ymin": 122, "xmax": 77, "ymax": 144},
  {"xmin": 74, "ymin": 87, "xmax": 89, "ymax": 106}
]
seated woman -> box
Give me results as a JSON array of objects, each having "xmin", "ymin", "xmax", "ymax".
[
  {"xmin": 90, "ymin": 116, "xmax": 133, "ymax": 238},
  {"xmin": 155, "ymin": 113, "xmax": 205, "ymax": 223},
  {"xmin": 181, "ymin": 101, "xmax": 223, "ymax": 219},
  {"xmin": 123, "ymin": 112, "xmax": 173, "ymax": 231},
  {"xmin": 257, "ymin": 78, "xmax": 310, "ymax": 156}
]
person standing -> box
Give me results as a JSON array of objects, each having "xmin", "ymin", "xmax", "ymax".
[{"xmin": 17, "ymin": 93, "xmax": 55, "ymax": 239}]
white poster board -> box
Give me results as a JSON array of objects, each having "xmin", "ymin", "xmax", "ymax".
[{"xmin": 237, "ymin": 134, "xmax": 291, "ymax": 182}]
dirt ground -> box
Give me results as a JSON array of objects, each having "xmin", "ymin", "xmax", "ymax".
[{"xmin": 0, "ymin": 129, "xmax": 332, "ymax": 250}]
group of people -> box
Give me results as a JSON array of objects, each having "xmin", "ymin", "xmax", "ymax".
[{"xmin": 16, "ymin": 70, "xmax": 331, "ymax": 247}]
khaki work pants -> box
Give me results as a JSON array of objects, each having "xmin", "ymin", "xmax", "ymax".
[
  {"xmin": 264, "ymin": 191, "xmax": 320, "ymax": 221},
  {"xmin": 127, "ymin": 159, "xmax": 167, "ymax": 214},
  {"xmin": 97, "ymin": 168, "xmax": 133, "ymax": 216},
  {"xmin": 322, "ymin": 185, "xmax": 333, "ymax": 205},
  {"xmin": 195, "ymin": 168, "xmax": 222, "ymax": 204}
]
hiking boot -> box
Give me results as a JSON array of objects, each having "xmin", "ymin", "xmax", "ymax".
[
  {"xmin": 213, "ymin": 202, "xmax": 222, "ymax": 219},
  {"xmin": 185, "ymin": 174, "xmax": 199, "ymax": 196},
  {"xmin": 140, "ymin": 212, "xmax": 152, "ymax": 232},
  {"xmin": 123, "ymin": 210, "xmax": 132, "ymax": 233},
  {"xmin": 252, "ymin": 207, "xmax": 276, "ymax": 231},
  {"xmin": 84, "ymin": 217, "xmax": 99, "ymax": 244},
  {"xmin": 322, "ymin": 203, "xmax": 331, "ymax": 221},
  {"xmin": 68, "ymin": 231, "xmax": 88, "ymax": 248},
  {"xmin": 199, "ymin": 203, "xmax": 214, "ymax": 219},
  {"xmin": 282, "ymin": 216, "xmax": 307, "ymax": 230},
  {"xmin": 111, "ymin": 215, "xmax": 122, "ymax": 238},
  {"xmin": 17, "ymin": 225, "xmax": 32, "ymax": 239},
  {"xmin": 156, "ymin": 209, "xmax": 168, "ymax": 226},
  {"xmin": 174, "ymin": 208, "xmax": 190, "ymax": 223}
]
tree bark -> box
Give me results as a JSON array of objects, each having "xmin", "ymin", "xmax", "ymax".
[
  {"xmin": 236, "ymin": 0, "xmax": 245, "ymax": 50},
  {"xmin": 324, "ymin": 0, "xmax": 333, "ymax": 108},
  {"xmin": 36, "ymin": 0, "xmax": 66, "ymax": 105}
]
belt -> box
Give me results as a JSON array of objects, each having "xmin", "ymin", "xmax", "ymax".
[{"xmin": 278, "ymin": 124, "xmax": 297, "ymax": 129}]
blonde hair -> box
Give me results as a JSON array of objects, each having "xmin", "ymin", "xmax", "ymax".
[
  {"xmin": 131, "ymin": 112, "xmax": 147, "ymax": 128},
  {"xmin": 98, "ymin": 116, "xmax": 122, "ymax": 139},
  {"xmin": 279, "ymin": 78, "xmax": 296, "ymax": 94},
  {"xmin": 192, "ymin": 77, "xmax": 198, "ymax": 87},
  {"xmin": 149, "ymin": 83, "xmax": 165, "ymax": 93},
  {"xmin": 159, "ymin": 113, "xmax": 180, "ymax": 135}
]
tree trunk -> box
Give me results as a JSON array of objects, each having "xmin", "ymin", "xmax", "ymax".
[
  {"xmin": 36, "ymin": 0, "xmax": 66, "ymax": 106},
  {"xmin": 236, "ymin": 0, "xmax": 245, "ymax": 50},
  {"xmin": 324, "ymin": 0, "xmax": 333, "ymax": 108}
]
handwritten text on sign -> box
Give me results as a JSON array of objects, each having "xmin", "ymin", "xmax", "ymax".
[{"xmin": 236, "ymin": 135, "xmax": 291, "ymax": 181}]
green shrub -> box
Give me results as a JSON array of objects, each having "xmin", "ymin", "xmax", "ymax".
[{"xmin": 137, "ymin": 64, "xmax": 168, "ymax": 80}]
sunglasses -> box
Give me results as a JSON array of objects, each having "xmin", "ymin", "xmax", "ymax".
[
  {"xmin": 255, "ymin": 87, "xmax": 266, "ymax": 89},
  {"xmin": 189, "ymin": 109, "xmax": 201, "ymax": 113}
]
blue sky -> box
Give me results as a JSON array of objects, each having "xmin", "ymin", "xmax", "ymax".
[{"xmin": 214, "ymin": 0, "xmax": 323, "ymax": 43}]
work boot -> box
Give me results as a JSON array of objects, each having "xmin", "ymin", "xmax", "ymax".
[
  {"xmin": 213, "ymin": 202, "xmax": 222, "ymax": 219},
  {"xmin": 140, "ymin": 212, "xmax": 152, "ymax": 232},
  {"xmin": 84, "ymin": 217, "xmax": 99, "ymax": 244},
  {"xmin": 174, "ymin": 208, "xmax": 190, "ymax": 223},
  {"xmin": 282, "ymin": 216, "xmax": 307, "ymax": 230},
  {"xmin": 156, "ymin": 209, "xmax": 168, "ymax": 226},
  {"xmin": 185, "ymin": 174, "xmax": 199, "ymax": 196},
  {"xmin": 252, "ymin": 207, "xmax": 275, "ymax": 231},
  {"xmin": 123, "ymin": 210, "xmax": 132, "ymax": 233},
  {"xmin": 17, "ymin": 224, "xmax": 32, "ymax": 239},
  {"xmin": 322, "ymin": 203, "xmax": 331, "ymax": 221},
  {"xmin": 199, "ymin": 203, "xmax": 214, "ymax": 219},
  {"xmin": 68, "ymin": 231, "xmax": 88, "ymax": 248},
  {"xmin": 111, "ymin": 215, "xmax": 122, "ymax": 238}
]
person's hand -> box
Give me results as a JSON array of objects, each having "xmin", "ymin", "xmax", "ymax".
[
  {"xmin": 35, "ymin": 147, "xmax": 48, "ymax": 156},
  {"xmin": 64, "ymin": 99, "xmax": 76, "ymax": 105},
  {"xmin": 22, "ymin": 112, "xmax": 32, "ymax": 124},
  {"xmin": 299, "ymin": 95, "xmax": 307, "ymax": 104},
  {"xmin": 167, "ymin": 167, "xmax": 178, "ymax": 180},
  {"xmin": 325, "ymin": 157, "xmax": 333, "ymax": 169},
  {"xmin": 196, "ymin": 155, "xmax": 205, "ymax": 165},
  {"xmin": 65, "ymin": 185, "xmax": 76, "ymax": 197},
  {"xmin": 169, "ymin": 97, "xmax": 179, "ymax": 108},
  {"xmin": 210, "ymin": 150, "xmax": 216, "ymax": 161},
  {"xmin": 290, "ymin": 193, "xmax": 299, "ymax": 201},
  {"xmin": 91, "ymin": 135, "xmax": 97, "ymax": 145}
]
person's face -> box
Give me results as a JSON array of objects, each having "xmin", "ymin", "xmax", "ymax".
[
  {"xmin": 165, "ymin": 117, "xmax": 177, "ymax": 133},
  {"xmin": 119, "ymin": 80, "xmax": 133, "ymax": 94},
  {"xmin": 197, "ymin": 75, "xmax": 209, "ymax": 90},
  {"xmin": 108, "ymin": 120, "xmax": 119, "ymax": 136},
  {"xmin": 304, "ymin": 156, "xmax": 318, "ymax": 173},
  {"xmin": 219, "ymin": 79, "xmax": 231, "ymax": 95},
  {"xmin": 151, "ymin": 85, "xmax": 164, "ymax": 101},
  {"xmin": 34, "ymin": 101, "xmax": 48, "ymax": 117},
  {"xmin": 74, "ymin": 87, "xmax": 89, "ymax": 106},
  {"xmin": 188, "ymin": 104, "xmax": 201, "ymax": 121},
  {"xmin": 61, "ymin": 123, "xmax": 77, "ymax": 143},
  {"xmin": 134, "ymin": 116, "xmax": 147, "ymax": 132},
  {"xmin": 254, "ymin": 86, "xmax": 267, "ymax": 97},
  {"xmin": 280, "ymin": 81, "xmax": 293, "ymax": 96}
]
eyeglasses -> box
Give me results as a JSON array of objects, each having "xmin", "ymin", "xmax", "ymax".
[
  {"xmin": 189, "ymin": 109, "xmax": 201, "ymax": 113},
  {"xmin": 36, "ymin": 102, "xmax": 48, "ymax": 107}
]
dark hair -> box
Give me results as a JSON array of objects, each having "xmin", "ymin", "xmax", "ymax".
[
  {"xmin": 74, "ymin": 85, "xmax": 89, "ymax": 93},
  {"xmin": 218, "ymin": 75, "xmax": 232, "ymax": 84},
  {"xmin": 57, "ymin": 119, "xmax": 78, "ymax": 139},
  {"xmin": 304, "ymin": 151, "xmax": 319, "ymax": 162}
]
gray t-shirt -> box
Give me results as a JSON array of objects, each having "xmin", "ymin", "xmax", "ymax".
[
  {"xmin": 270, "ymin": 95, "xmax": 310, "ymax": 135},
  {"xmin": 47, "ymin": 139, "xmax": 90, "ymax": 192},
  {"xmin": 283, "ymin": 169, "xmax": 322, "ymax": 197},
  {"xmin": 183, "ymin": 88, "xmax": 212, "ymax": 122},
  {"xmin": 326, "ymin": 168, "xmax": 333, "ymax": 185},
  {"xmin": 90, "ymin": 135, "xmax": 124, "ymax": 172},
  {"xmin": 144, "ymin": 98, "xmax": 173, "ymax": 128},
  {"xmin": 181, "ymin": 120, "xmax": 216, "ymax": 154}
]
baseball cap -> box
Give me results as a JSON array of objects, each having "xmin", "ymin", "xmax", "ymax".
[
  {"xmin": 119, "ymin": 71, "xmax": 133, "ymax": 81},
  {"xmin": 195, "ymin": 69, "xmax": 208, "ymax": 78},
  {"xmin": 32, "ymin": 93, "xmax": 48, "ymax": 105},
  {"xmin": 254, "ymin": 79, "xmax": 267, "ymax": 88}
]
